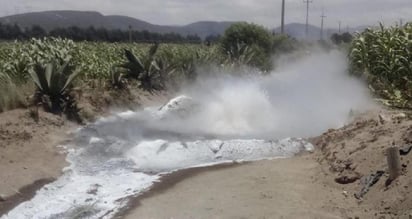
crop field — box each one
[0,39,218,82]
[0,39,237,112]
[349,23,412,108]
[0,23,297,114]
[0,22,411,114]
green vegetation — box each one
[29,61,80,114]
[220,22,295,71]
[120,44,167,91]
[1,21,411,119]
[330,32,353,45]
[349,23,412,109]
[0,22,296,118]
[0,72,26,112]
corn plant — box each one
[349,22,412,108]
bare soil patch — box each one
[0,109,76,216]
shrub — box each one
[220,22,277,71]
[220,22,273,55]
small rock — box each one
[393,113,407,119]
[378,114,390,124]
[0,194,6,202]
[335,174,360,184]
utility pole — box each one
[320,10,326,40]
[303,0,313,38]
[400,18,404,26]
[338,21,341,33]
[128,25,132,43]
[281,0,285,34]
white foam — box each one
[127,138,313,173]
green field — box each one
[0,22,411,116]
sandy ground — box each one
[122,156,347,219]
[0,109,76,214]
[123,109,412,219]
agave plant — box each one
[120,43,170,91]
[28,61,80,114]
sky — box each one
[0,0,411,28]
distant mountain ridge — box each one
[0,10,368,39]
[0,10,236,39]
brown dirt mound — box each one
[312,109,412,218]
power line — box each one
[303,0,313,38]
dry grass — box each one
[0,79,33,112]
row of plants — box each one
[0,22,297,119]
[349,23,412,109]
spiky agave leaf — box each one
[122,49,145,78]
[28,61,80,113]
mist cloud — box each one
[149,49,376,140]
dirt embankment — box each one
[312,109,412,218]
[123,109,412,219]
[0,109,75,214]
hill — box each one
[0,10,369,40]
[0,11,236,39]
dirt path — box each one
[122,155,348,219]
[123,109,412,219]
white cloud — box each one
[0,0,411,28]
